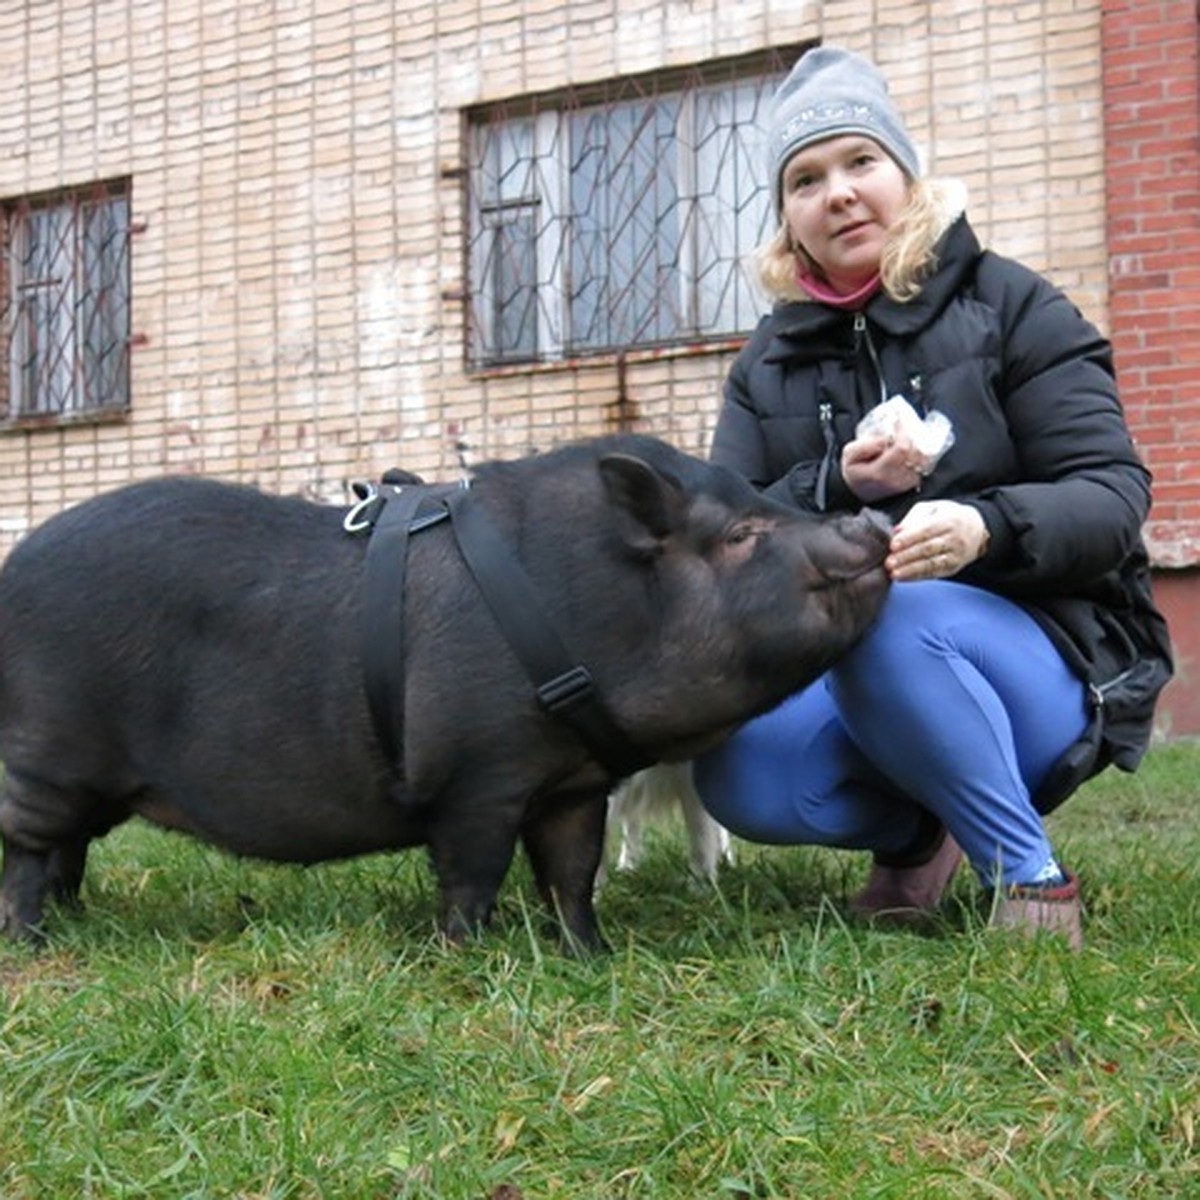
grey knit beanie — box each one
[768,45,920,215]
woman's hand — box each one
[842,432,928,502]
[886,500,990,581]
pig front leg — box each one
[521,792,610,955]
[425,811,522,944]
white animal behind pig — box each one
[606,762,732,884]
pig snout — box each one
[859,507,894,541]
[813,508,893,582]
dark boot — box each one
[850,828,963,926]
[989,870,1083,951]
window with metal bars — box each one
[1,179,132,425]
[466,46,808,368]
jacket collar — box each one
[763,216,982,363]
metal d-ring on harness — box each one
[344,478,653,783]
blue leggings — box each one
[693,581,1091,887]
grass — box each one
[1,741,1197,1199]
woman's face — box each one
[780,135,911,293]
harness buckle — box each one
[536,666,596,715]
[344,483,381,534]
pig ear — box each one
[597,453,687,553]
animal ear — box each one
[597,453,687,553]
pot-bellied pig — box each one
[0,434,891,950]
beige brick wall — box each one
[0,0,1108,553]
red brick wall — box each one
[1102,0,1200,735]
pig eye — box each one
[727,524,759,545]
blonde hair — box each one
[755,177,968,304]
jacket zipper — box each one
[816,400,835,510]
[909,373,926,415]
[818,315,893,511]
[854,313,889,407]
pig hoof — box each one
[437,909,489,946]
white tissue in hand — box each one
[857,395,954,470]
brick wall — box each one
[1101,0,1200,737]
[1102,0,1200,565]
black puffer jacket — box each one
[713,216,1172,803]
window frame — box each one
[464,44,812,370]
[0,178,134,430]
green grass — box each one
[1,742,1197,1198]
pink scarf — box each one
[796,264,882,310]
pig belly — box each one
[128,788,428,863]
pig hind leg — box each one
[1,844,63,939]
[0,769,123,940]
[522,793,609,954]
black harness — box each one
[344,477,654,784]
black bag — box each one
[1034,655,1173,814]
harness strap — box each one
[443,488,653,779]
[361,485,431,771]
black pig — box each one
[0,434,890,949]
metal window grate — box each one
[466,47,808,368]
[1,179,132,422]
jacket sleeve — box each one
[967,261,1152,594]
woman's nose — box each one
[826,171,855,206]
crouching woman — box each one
[694,45,1173,948]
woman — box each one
[694,44,1173,948]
